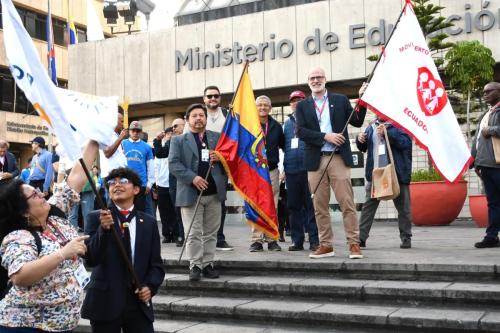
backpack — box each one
[0,230,42,300]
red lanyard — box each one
[314,96,328,121]
[262,122,269,137]
[42,221,70,246]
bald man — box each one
[472,82,500,248]
[295,67,367,260]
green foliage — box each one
[411,168,443,182]
[444,41,495,95]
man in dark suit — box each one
[169,103,228,281]
[0,140,19,180]
[295,67,367,260]
[82,167,165,333]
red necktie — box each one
[120,210,129,217]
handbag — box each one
[371,126,400,200]
[493,136,500,163]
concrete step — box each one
[75,317,399,333]
[152,294,500,332]
[162,259,500,282]
[161,274,500,308]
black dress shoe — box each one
[288,244,304,251]
[249,242,264,252]
[359,240,366,248]
[189,266,201,281]
[309,243,319,251]
[279,234,285,242]
[267,241,282,251]
[475,237,500,248]
[202,264,219,279]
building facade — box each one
[68,0,500,219]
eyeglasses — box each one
[290,98,304,104]
[483,89,498,94]
[205,94,220,99]
[26,188,43,200]
[107,178,130,187]
[308,76,325,81]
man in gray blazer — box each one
[169,103,228,281]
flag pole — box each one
[78,158,149,306]
[177,163,213,263]
[228,61,250,113]
[310,1,409,198]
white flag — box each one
[2,0,81,160]
[360,2,472,182]
[55,88,117,147]
[86,0,105,41]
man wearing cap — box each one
[122,121,155,215]
[0,140,19,181]
[153,127,177,243]
[283,91,319,252]
[169,104,228,281]
[203,85,233,251]
[28,136,53,197]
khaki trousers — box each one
[251,168,280,243]
[181,194,221,269]
[308,155,359,247]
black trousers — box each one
[169,187,184,240]
[157,186,176,239]
[90,292,153,333]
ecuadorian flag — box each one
[215,64,279,239]
[69,5,78,45]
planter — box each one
[469,194,488,228]
[410,180,467,226]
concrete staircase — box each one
[77,260,500,332]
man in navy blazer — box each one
[295,67,367,260]
[82,167,165,333]
[0,140,19,180]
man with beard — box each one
[295,67,367,260]
[203,85,233,251]
[472,82,500,248]
[169,104,228,281]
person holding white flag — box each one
[359,0,472,183]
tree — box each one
[444,41,495,142]
[367,0,454,68]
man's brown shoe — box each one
[349,243,364,259]
[309,245,335,259]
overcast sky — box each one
[139,0,184,31]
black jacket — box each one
[1,152,19,178]
[356,123,413,185]
[263,116,284,171]
[82,209,165,322]
[295,92,366,171]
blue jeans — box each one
[0,326,71,333]
[80,191,96,229]
[480,167,500,239]
[68,203,79,229]
[285,172,318,246]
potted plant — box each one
[410,169,467,226]
[469,193,487,228]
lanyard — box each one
[42,220,70,246]
[198,133,207,148]
[314,96,328,121]
[263,122,269,137]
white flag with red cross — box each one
[360,0,472,183]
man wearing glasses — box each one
[203,85,233,251]
[83,167,165,332]
[295,67,367,260]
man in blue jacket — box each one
[356,116,413,249]
[283,91,319,252]
[0,140,19,181]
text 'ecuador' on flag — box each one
[214,65,279,240]
[359,0,472,183]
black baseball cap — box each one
[30,136,45,147]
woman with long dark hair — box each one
[0,141,99,333]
